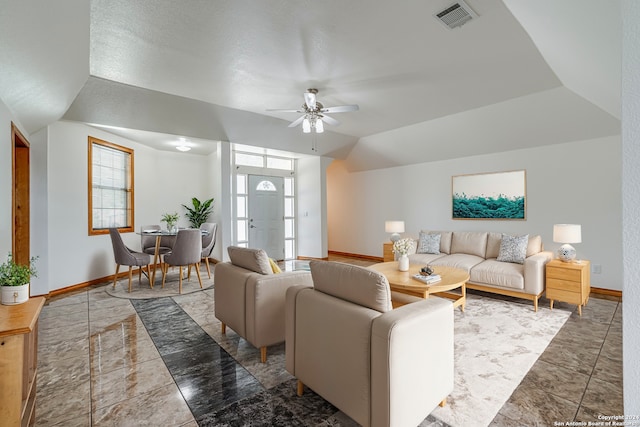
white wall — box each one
[29,127,49,296]
[328,136,622,291]
[297,156,330,258]
[622,0,640,414]
[206,148,223,262]
[0,98,18,259]
[45,121,219,291]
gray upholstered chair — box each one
[214,246,313,362]
[161,229,203,294]
[286,261,454,427]
[200,222,217,278]
[109,228,152,293]
[140,225,173,259]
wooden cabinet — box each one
[546,259,590,316]
[383,242,395,262]
[0,296,45,427]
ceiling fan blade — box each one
[288,115,306,128]
[304,92,316,110]
[321,104,359,113]
[266,108,305,113]
[320,114,340,126]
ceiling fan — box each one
[267,88,359,133]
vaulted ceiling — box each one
[0,0,621,171]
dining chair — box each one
[109,228,152,292]
[140,225,173,259]
[200,222,217,278]
[161,229,203,294]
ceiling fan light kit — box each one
[267,88,358,135]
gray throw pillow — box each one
[417,232,441,254]
[497,234,529,264]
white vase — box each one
[398,255,409,272]
[1,283,29,305]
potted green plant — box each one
[161,212,179,232]
[182,197,214,229]
[0,253,38,305]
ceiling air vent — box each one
[435,0,478,29]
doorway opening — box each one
[11,122,30,269]
[232,150,296,260]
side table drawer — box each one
[546,277,579,292]
[547,266,581,282]
[546,287,583,305]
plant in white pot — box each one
[0,253,38,305]
[161,212,179,233]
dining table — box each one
[138,228,209,286]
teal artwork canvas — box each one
[452,170,526,220]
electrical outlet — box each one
[592,264,602,274]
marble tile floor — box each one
[35,256,622,426]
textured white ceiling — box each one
[88,0,561,138]
[0,0,89,133]
[0,0,622,170]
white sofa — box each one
[408,231,553,310]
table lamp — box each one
[553,224,581,262]
[385,221,405,242]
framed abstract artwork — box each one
[452,170,526,220]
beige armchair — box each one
[214,246,313,363]
[286,261,454,427]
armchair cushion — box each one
[227,246,272,275]
[310,261,393,313]
[269,258,282,273]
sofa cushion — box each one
[526,235,543,257]
[486,232,502,259]
[416,232,441,254]
[470,259,525,290]
[310,261,392,313]
[420,230,452,254]
[430,253,485,272]
[486,233,542,259]
[408,253,446,265]
[497,234,529,264]
[227,246,273,275]
[450,232,488,258]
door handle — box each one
[250,225,256,228]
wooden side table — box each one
[0,296,45,427]
[383,242,395,262]
[546,259,591,316]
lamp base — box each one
[390,233,401,243]
[557,244,576,262]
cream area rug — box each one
[430,293,571,426]
[107,265,214,299]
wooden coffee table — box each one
[369,262,469,311]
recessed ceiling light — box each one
[176,145,191,152]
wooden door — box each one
[11,123,30,269]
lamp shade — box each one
[302,118,311,133]
[385,221,405,233]
[553,224,582,244]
